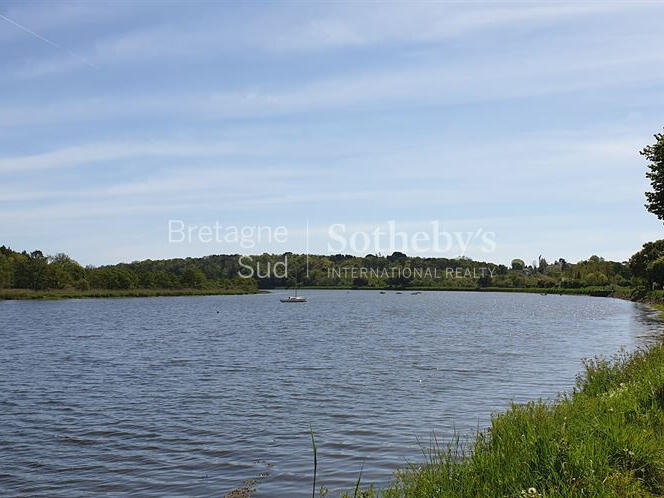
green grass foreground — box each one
[347,342,664,497]
[0,287,261,300]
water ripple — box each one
[0,291,661,496]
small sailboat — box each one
[281,295,307,302]
[280,286,307,303]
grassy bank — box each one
[348,341,664,497]
[0,287,261,300]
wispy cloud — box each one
[265,2,636,52]
[0,12,96,69]
[0,165,319,202]
[0,141,236,172]
[3,43,664,128]
[3,1,664,264]
[6,1,646,76]
[0,132,647,219]
[0,131,647,176]
[0,1,146,43]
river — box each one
[1,291,661,496]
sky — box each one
[1,1,664,266]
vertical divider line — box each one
[305,219,310,278]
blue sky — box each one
[1,1,664,266]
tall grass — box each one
[311,426,318,498]
[344,343,664,497]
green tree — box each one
[153,271,178,288]
[647,256,664,287]
[629,240,664,282]
[113,268,138,289]
[511,259,525,271]
[352,276,369,288]
[584,272,609,287]
[49,253,84,281]
[87,267,138,290]
[138,271,156,288]
[643,129,664,222]
[0,253,12,288]
[538,256,548,272]
[74,278,89,291]
[477,274,492,287]
[386,275,411,289]
[44,264,72,289]
[181,267,207,288]
[14,251,48,290]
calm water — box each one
[1,291,662,496]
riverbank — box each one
[1,285,623,300]
[349,323,664,496]
[294,285,623,297]
[0,288,261,300]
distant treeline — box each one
[0,246,256,292]
[5,243,664,292]
[284,252,631,289]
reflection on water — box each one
[0,291,661,496]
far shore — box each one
[0,285,633,301]
[295,285,622,297]
[0,288,263,300]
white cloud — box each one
[3,2,663,265]
[0,1,147,43]
[266,2,636,52]
[0,141,238,172]
[7,1,657,77]
[3,42,664,129]
[0,166,317,202]
[0,130,647,180]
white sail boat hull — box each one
[280,296,307,302]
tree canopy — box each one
[0,245,635,292]
[643,129,664,222]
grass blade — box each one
[310,425,317,498]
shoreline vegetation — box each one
[299,285,620,296]
[342,335,664,497]
[0,287,260,300]
[0,285,636,301]
[2,243,660,302]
